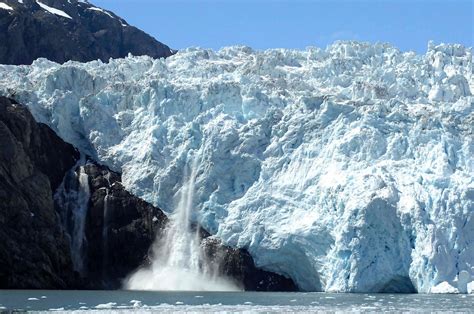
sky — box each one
[92,0,473,54]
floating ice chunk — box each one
[467,282,474,294]
[130,300,142,307]
[430,282,459,294]
[95,302,117,309]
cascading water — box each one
[55,159,91,275]
[102,189,110,280]
[101,171,112,281]
[125,153,239,291]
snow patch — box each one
[36,1,72,19]
[87,6,114,19]
[95,302,117,309]
[0,2,13,10]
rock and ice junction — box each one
[0,41,473,293]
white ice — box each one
[0,41,472,293]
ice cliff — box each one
[0,41,472,293]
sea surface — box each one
[0,290,473,313]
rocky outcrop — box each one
[0,96,79,288]
[81,162,297,291]
[202,237,298,291]
[0,0,173,65]
[81,162,167,289]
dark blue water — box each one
[0,290,473,312]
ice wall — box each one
[0,41,472,292]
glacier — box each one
[0,41,472,292]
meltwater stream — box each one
[125,155,239,291]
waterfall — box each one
[101,171,112,281]
[125,153,239,291]
[55,158,90,275]
[102,189,110,281]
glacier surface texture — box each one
[0,41,473,293]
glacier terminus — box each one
[0,41,472,293]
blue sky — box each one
[92,0,473,54]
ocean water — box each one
[0,290,473,313]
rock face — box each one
[0,0,173,65]
[81,162,296,291]
[0,96,79,288]
[82,162,168,289]
[201,237,297,291]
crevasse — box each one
[0,41,472,293]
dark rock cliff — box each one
[81,162,167,289]
[0,98,297,291]
[0,0,174,65]
[0,96,79,288]
[202,237,298,291]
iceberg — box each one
[0,41,472,292]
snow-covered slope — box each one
[0,41,472,293]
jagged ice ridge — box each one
[0,41,473,293]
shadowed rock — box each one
[0,96,79,288]
[201,236,298,291]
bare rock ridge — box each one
[0,0,174,65]
[0,97,297,291]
